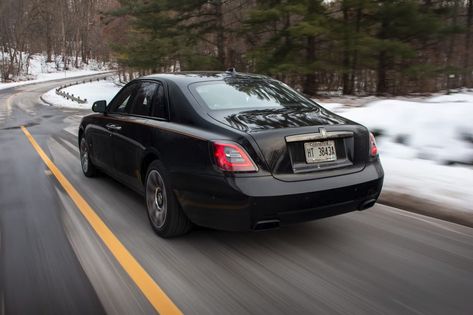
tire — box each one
[80,137,97,177]
[145,160,192,238]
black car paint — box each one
[79,72,384,231]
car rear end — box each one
[177,74,384,230]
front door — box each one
[112,81,163,191]
[93,82,139,172]
[87,115,114,171]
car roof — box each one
[141,71,270,86]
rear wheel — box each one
[145,160,192,238]
[80,137,97,177]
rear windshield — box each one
[189,79,318,111]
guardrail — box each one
[55,77,109,104]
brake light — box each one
[369,132,378,157]
[212,141,258,172]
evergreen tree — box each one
[111,0,235,72]
[105,0,469,95]
[244,0,330,95]
[373,1,449,94]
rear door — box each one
[111,81,163,191]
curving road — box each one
[1,77,473,315]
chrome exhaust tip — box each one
[358,199,377,210]
[254,219,280,231]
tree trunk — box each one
[303,36,317,96]
[463,0,473,87]
[46,20,53,63]
[446,0,459,92]
[377,50,387,95]
[215,0,226,68]
[376,18,388,95]
[349,2,362,94]
[342,1,351,95]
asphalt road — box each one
[1,77,473,315]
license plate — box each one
[304,140,337,163]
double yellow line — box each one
[21,126,182,315]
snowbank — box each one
[318,93,473,215]
[0,53,112,90]
[323,96,473,165]
[382,157,473,212]
[42,80,121,109]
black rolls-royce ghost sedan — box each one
[78,71,384,237]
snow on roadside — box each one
[318,93,473,213]
[0,53,112,90]
[42,80,121,109]
[381,157,473,212]
[0,70,109,91]
[324,98,473,164]
[321,93,473,164]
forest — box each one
[1,0,473,96]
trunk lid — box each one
[209,107,370,181]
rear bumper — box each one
[173,161,384,231]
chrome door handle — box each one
[106,123,122,131]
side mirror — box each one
[92,100,107,113]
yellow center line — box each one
[21,126,182,315]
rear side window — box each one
[130,82,158,116]
[152,84,168,119]
[109,83,139,113]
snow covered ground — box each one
[318,94,473,214]
[42,79,121,109]
[380,157,473,214]
[0,53,112,90]
[321,94,473,165]
[0,70,109,91]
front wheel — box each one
[145,160,192,238]
[80,137,97,177]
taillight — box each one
[369,132,378,157]
[212,141,258,172]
